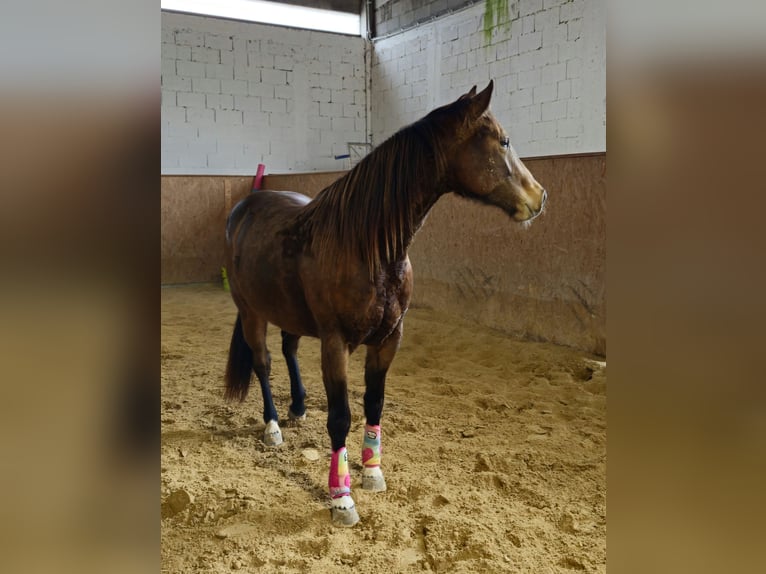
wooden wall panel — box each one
[161,172,345,284]
[409,154,606,354]
[160,156,605,354]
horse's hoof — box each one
[362,467,387,492]
[263,420,283,446]
[330,496,359,527]
[288,408,306,422]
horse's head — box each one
[439,80,547,222]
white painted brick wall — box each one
[163,3,604,174]
[371,0,605,156]
[162,12,366,174]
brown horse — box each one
[224,80,546,526]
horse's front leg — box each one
[320,335,358,526]
[362,320,402,492]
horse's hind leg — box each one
[362,320,403,492]
[320,334,358,526]
[281,331,306,420]
[242,316,282,446]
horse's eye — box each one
[500,136,510,149]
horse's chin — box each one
[511,202,542,223]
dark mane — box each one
[297,105,460,278]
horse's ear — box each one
[458,85,478,101]
[469,79,493,119]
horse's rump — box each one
[226,190,318,337]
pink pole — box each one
[252,163,265,191]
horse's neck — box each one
[399,182,442,251]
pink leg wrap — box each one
[362,424,381,468]
[328,447,351,499]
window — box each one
[161,0,360,35]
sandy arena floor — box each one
[161,284,606,573]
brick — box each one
[176,60,205,78]
[342,76,364,92]
[206,64,233,80]
[536,8,560,32]
[541,100,567,121]
[175,30,204,47]
[161,28,175,44]
[161,106,186,124]
[216,110,243,126]
[568,18,582,40]
[571,77,583,98]
[331,89,354,105]
[220,79,248,95]
[235,66,261,82]
[331,61,353,78]
[161,43,177,59]
[176,46,191,61]
[192,77,220,94]
[177,92,205,108]
[243,111,269,127]
[344,103,365,118]
[557,79,571,99]
[167,123,197,139]
[274,56,294,71]
[512,52,536,72]
[161,58,176,77]
[185,107,214,125]
[261,98,287,114]
[161,90,176,107]
[510,88,533,108]
[206,93,234,110]
[520,0,543,16]
[533,83,557,103]
[234,95,261,111]
[519,31,542,53]
[319,101,342,117]
[518,69,541,89]
[544,22,568,46]
[566,57,582,79]
[311,88,331,103]
[332,117,355,132]
[248,52,274,69]
[261,69,287,85]
[192,47,220,64]
[307,59,331,77]
[162,75,191,92]
[275,85,293,100]
[532,120,556,141]
[248,82,274,98]
[220,50,234,66]
[522,16,535,35]
[541,62,566,84]
[567,99,581,119]
[309,115,331,130]
[270,113,294,128]
[206,34,233,51]
[557,118,582,137]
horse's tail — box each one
[224,313,253,402]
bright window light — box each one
[161,0,360,35]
